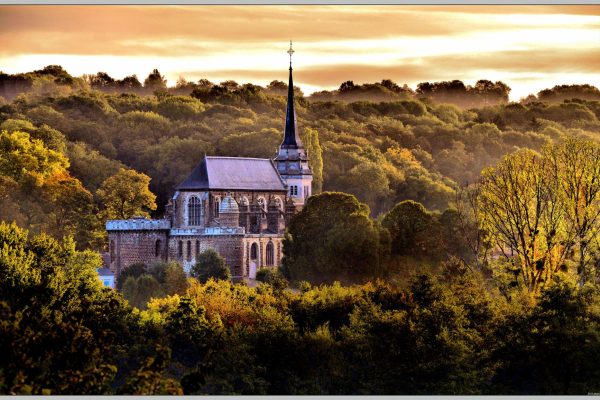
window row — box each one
[249,242,275,266]
[177,240,202,261]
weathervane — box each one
[287,40,294,69]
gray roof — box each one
[177,156,286,191]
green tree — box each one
[281,192,389,284]
[0,221,131,394]
[165,261,189,295]
[116,262,147,291]
[490,277,600,394]
[191,249,231,283]
[381,200,437,257]
[122,274,165,310]
[301,127,324,194]
[97,168,157,220]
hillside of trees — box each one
[1,66,600,394]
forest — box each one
[1,65,600,394]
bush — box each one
[256,268,288,291]
[191,249,231,283]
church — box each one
[106,44,312,280]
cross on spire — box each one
[287,40,294,69]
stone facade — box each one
[106,57,310,280]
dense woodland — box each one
[1,66,600,394]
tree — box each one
[122,274,165,310]
[116,262,147,291]
[43,172,103,249]
[191,249,231,283]
[256,268,288,291]
[117,75,143,92]
[0,221,131,394]
[281,192,389,284]
[301,127,324,194]
[339,81,355,92]
[165,261,189,295]
[544,139,600,285]
[490,277,600,394]
[478,149,569,293]
[97,168,157,220]
[156,95,204,121]
[143,69,167,92]
[382,200,438,257]
[90,72,116,91]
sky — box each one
[0,5,599,100]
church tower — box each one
[274,41,313,207]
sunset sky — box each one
[0,5,599,100]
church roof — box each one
[177,156,286,191]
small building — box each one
[106,43,312,280]
[97,268,115,289]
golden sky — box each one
[1,5,599,100]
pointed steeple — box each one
[281,40,302,149]
[273,41,313,208]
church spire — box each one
[281,40,302,149]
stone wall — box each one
[108,230,169,276]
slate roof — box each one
[177,156,286,191]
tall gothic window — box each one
[250,243,258,260]
[188,196,202,226]
[178,241,183,258]
[266,242,274,266]
[187,240,192,260]
[196,240,200,257]
[155,239,161,257]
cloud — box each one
[1,5,597,57]
[0,5,597,100]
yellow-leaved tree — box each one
[97,168,157,220]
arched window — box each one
[178,241,183,258]
[110,240,115,262]
[155,239,161,257]
[196,240,200,257]
[250,243,258,260]
[187,240,192,260]
[266,242,274,266]
[188,196,202,226]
